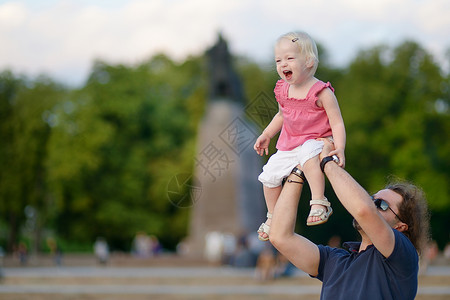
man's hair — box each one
[386,181,430,256]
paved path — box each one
[0,284,322,295]
[4,265,450,277]
[0,265,449,297]
[2,266,258,278]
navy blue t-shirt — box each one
[315,229,418,300]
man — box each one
[269,139,430,300]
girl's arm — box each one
[318,89,346,167]
[254,104,283,156]
[263,104,284,138]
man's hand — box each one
[254,133,271,156]
[318,138,335,161]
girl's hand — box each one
[254,134,271,156]
[329,148,345,168]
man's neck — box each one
[359,232,373,252]
[359,239,373,252]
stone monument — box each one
[184,34,265,261]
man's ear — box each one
[395,222,408,233]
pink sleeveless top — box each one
[275,79,334,151]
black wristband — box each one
[291,167,307,182]
[320,155,338,172]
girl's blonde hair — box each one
[277,31,319,75]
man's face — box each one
[353,189,404,231]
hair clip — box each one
[292,37,299,42]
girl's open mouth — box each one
[283,70,293,80]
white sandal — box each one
[307,198,333,226]
[257,212,273,241]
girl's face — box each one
[275,38,311,85]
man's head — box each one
[353,181,430,255]
[386,181,430,256]
[372,189,409,232]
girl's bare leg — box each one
[259,185,282,240]
[302,156,326,223]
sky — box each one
[0,0,449,87]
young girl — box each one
[254,31,346,241]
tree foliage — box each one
[333,41,449,247]
[0,40,448,252]
[339,42,449,207]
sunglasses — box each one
[372,196,405,224]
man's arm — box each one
[319,140,396,257]
[269,173,321,276]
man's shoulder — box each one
[317,244,352,259]
[389,229,418,262]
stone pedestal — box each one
[185,100,265,260]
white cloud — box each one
[0,1,27,27]
[416,0,450,33]
[0,0,448,86]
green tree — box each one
[45,55,207,250]
[337,41,449,247]
[0,72,64,252]
[1,39,448,253]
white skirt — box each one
[258,139,327,188]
